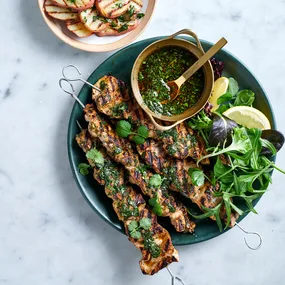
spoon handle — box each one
[179,37,227,84]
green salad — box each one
[187,77,285,230]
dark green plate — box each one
[67,36,276,246]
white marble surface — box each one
[1,0,285,284]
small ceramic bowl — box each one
[38,0,156,52]
[131,29,214,131]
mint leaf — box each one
[228,77,239,95]
[140,218,152,230]
[188,168,205,186]
[128,220,138,232]
[149,174,162,187]
[137,125,149,139]
[132,135,145,145]
[116,120,132,138]
[86,149,104,165]
[78,163,90,175]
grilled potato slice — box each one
[95,18,138,36]
[95,0,131,18]
[66,18,94,37]
[129,0,143,14]
[51,0,95,10]
[79,8,109,32]
[44,0,78,20]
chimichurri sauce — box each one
[138,46,204,116]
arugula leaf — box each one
[214,158,233,184]
[199,127,252,163]
[222,193,233,228]
[78,163,90,175]
[233,172,248,194]
[116,120,132,138]
[140,218,152,230]
[86,148,104,165]
[217,92,233,105]
[234,90,255,107]
[228,77,239,95]
[149,174,162,187]
[240,194,260,214]
[189,203,223,232]
[137,125,149,139]
[188,168,205,186]
[149,195,163,216]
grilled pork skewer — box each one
[92,75,209,161]
[76,130,179,275]
[84,104,196,233]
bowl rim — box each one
[67,36,277,246]
[38,0,157,52]
[131,37,214,122]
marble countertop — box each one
[1,0,285,284]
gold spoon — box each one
[164,37,228,103]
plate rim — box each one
[67,36,276,246]
[38,0,156,52]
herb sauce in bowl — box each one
[138,46,205,116]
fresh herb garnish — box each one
[188,168,205,186]
[78,163,91,175]
[118,24,128,33]
[116,120,132,138]
[149,194,163,216]
[128,218,152,239]
[142,231,161,258]
[149,174,162,188]
[86,148,104,166]
[116,120,149,144]
[100,81,106,91]
[128,5,135,17]
[137,13,145,19]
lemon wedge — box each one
[209,77,229,111]
[223,106,271,130]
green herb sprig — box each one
[128,218,152,239]
[78,163,91,175]
[116,120,149,144]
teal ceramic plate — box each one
[67,36,276,246]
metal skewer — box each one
[167,267,186,285]
[62,64,101,93]
[61,79,188,284]
[59,78,85,108]
[60,76,263,284]
[235,222,262,250]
